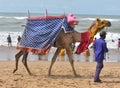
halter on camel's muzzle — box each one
[102,20,111,27]
[106,21,111,27]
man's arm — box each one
[103,42,108,52]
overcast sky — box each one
[0,0,120,15]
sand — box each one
[0,46,120,88]
[0,61,120,88]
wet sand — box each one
[0,46,120,62]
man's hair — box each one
[100,31,107,38]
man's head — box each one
[100,31,107,39]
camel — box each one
[13,18,111,76]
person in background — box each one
[17,35,21,45]
[93,31,108,83]
[83,48,90,62]
[59,49,65,61]
[7,35,12,47]
[92,37,97,61]
[71,43,75,52]
[118,38,120,50]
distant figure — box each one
[118,38,120,50]
[112,39,114,42]
[92,37,97,61]
[93,31,108,83]
[94,37,97,43]
[17,35,21,45]
[7,35,12,47]
[83,48,90,62]
[71,43,75,52]
[59,49,65,61]
[90,37,97,48]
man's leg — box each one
[94,62,103,82]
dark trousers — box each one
[94,62,104,81]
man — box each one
[93,31,108,83]
[17,35,21,45]
[83,48,90,62]
[7,35,12,47]
[118,38,120,50]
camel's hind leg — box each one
[13,50,24,73]
[66,47,77,77]
[48,48,61,76]
[22,51,32,75]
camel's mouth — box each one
[73,21,79,25]
[70,21,79,25]
[102,20,111,27]
[106,21,111,27]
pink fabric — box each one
[67,13,79,28]
[118,40,120,47]
[75,32,92,54]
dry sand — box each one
[0,46,120,88]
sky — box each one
[0,0,120,15]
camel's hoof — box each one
[28,72,33,76]
[13,69,17,73]
[74,75,77,77]
[74,73,78,77]
[48,73,51,77]
[48,74,50,77]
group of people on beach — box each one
[7,35,21,47]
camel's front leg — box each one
[22,51,32,75]
[48,48,61,76]
[13,50,23,73]
[66,47,77,77]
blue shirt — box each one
[94,38,108,62]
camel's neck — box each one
[87,22,106,40]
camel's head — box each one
[96,18,111,31]
[67,13,79,28]
[101,19,111,27]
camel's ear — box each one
[96,18,101,22]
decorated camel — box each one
[13,13,111,76]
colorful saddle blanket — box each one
[17,15,73,54]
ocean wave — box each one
[0,16,27,20]
[0,31,119,49]
[79,17,120,22]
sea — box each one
[0,12,120,49]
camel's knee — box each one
[69,58,74,63]
[22,52,28,65]
[15,54,18,59]
[15,51,23,59]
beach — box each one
[0,61,120,88]
[0,46,120,88]
[0,2,120,88]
